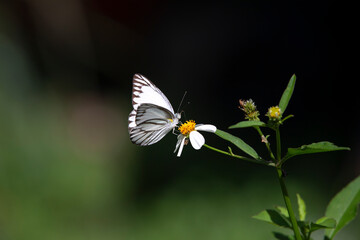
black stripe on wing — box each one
[131,74,174,115]
[129,103,176,146]
[132,74,157,107]
[130,126,173,146]
[135,103,174,126]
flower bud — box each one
[239,99,260,121]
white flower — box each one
[174,120,217,157]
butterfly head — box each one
[175,112,181,120]
[168,113,181,125]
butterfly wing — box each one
[129,104,178,146]
[128,74,180,146]
[128,74,175,130]
[132,74,174,111]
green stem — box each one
[275,127,281,163]
[203,144,269,166]
[254,126,276,161]
[275,127,303,240]
[276,168,303,240]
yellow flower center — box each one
[268,106,282,118]
[178,120,196,135]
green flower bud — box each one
[239,99,260,121]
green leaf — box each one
[325,175,360,239]
[215,129,261,160]
[281,114,295,124]
[297,193,306,221]
[309,216,336,232]
[228,120,266,129]
[273,232,295,240]
[252,209,291,228]
[275,206,289,218]
[282,141,350,163]
[279,74,296,114]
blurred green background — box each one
[1,1,359,239]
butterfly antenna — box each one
[176,91,187,114]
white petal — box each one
[174,134,185,153]
[195,124,217,133]
[176,136,186,157]
[189,131,205,150]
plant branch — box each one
[275,126,281,163]
[275,127,303,240]
[254,126,276,161]
[203,144,271,166]
[276,168,303,240]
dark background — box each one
[0,1,359,239]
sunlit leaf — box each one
[282,141,350,163]
[252,209,291,228]
[309,216,336,232]
[215,129,261,160]
[228,120,266,129]
[279,74,296,114]
[296,193,306,221]
[275,206,289,218]
[325,175,360,239]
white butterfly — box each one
[128,74,181,146]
